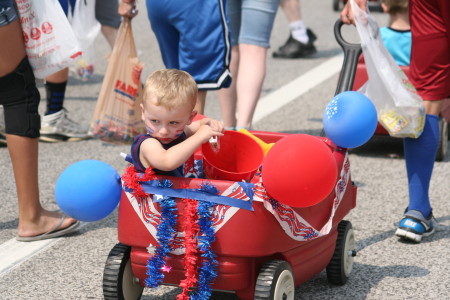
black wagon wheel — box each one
[326,220,356,285]
[435,116,448,161]
[254,260,295,300]
[103,243,144,300]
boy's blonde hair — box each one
[381,0,408,15]
[143,69,198,110]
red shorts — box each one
[409,0,450,101]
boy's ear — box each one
[187,111,197,125]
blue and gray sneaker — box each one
[395,209,436,243]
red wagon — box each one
[103,131,357,300]
[102,20,359,300]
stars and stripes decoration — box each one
[258,153,351,240]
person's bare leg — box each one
[217,46,239,128]
[195,90,207,115]
[423,99,446,116]
[0,19,76,238]
[280,0,301,23]
[7,135,77,237]
[101,25,118,49]
[236,44,267,128]
[45,67,69,84]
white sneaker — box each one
[40,109,91,142]
[0,106,6,145]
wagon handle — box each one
[333,19,362,96]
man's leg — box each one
[273,0,317,59]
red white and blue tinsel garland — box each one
[122,165,219,299]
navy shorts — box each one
[146,0,232,90]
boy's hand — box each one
[208,119,224,134]
[195,124,224,144]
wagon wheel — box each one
[254,260,295,300]
[326,220,356,285]
[103,243,144,300]
[435,116,448,161]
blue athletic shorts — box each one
[58,0,76,16]
[146,0,232,90]
[227,0,280,48]
[0,0,18,27]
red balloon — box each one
[261,134,338,207]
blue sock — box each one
[403,114,439,218]
[45,81,67,115]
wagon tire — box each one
[254,260,295,300]
[103,243,144,300]
[435,116,448,161]
[326,220,356,285]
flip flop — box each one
[16,214,81,242]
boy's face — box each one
[141,97,196,144]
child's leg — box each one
[403,114,440,217]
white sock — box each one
[289,20,309,44]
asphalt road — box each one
[1,1,449,299]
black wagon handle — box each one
[333,19,362,96]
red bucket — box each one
[202,131,264,182]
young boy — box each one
[130,69,224,176]
[379,0,411,66]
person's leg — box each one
[236,44,267,128]
[96,0,121,49]
[194,91,207,115]
[101,25,118,49]
[233,0,278,129]
[396,0,450,242]
[218,46,239,129]
[217,0,241,129]
[0,16,77,239]
[273,0,317,58]
[40,0,90,142]
[45,68,69,115]
[280,0,309,43]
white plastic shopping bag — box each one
[18,0,81,79]
[71,0,101,81]
[350,0,425,138]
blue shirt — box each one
[380,27,411,66]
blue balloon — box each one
[55,160,122,222]
[323,91,378,148]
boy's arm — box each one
[186,118,224,137]
[140,125,223,171]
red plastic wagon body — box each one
[105,131,357,300]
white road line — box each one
[0,238,60,276]
[0,223,86,276]
[0,54,344,277]
[253,53,344,124]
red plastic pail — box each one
[202,131,264,182]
